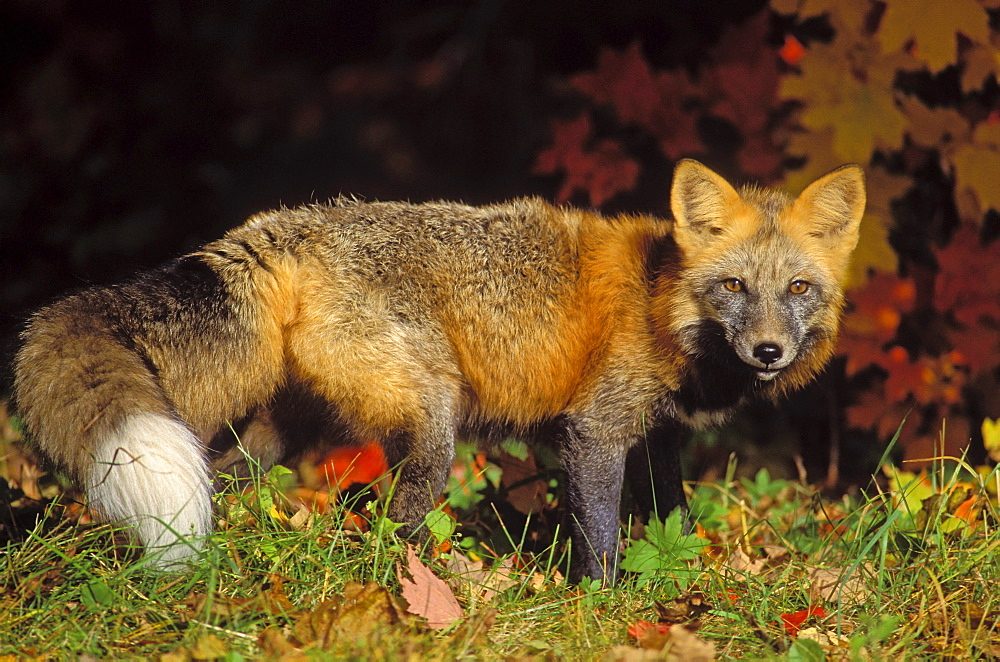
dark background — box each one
[3,0,851,485]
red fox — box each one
[13,160,865,581]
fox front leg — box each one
[560,419,628,584]
[625,422,689,527]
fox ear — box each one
[670,159,742,252]
[790,164,866,254]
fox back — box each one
[13,160,864,581]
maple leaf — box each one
[783,127,848,192]
[316,442,389,491]
[951,123,1000,220]
[291,581,410,651]
[878,0,990,73]
[774,0,874,39]
[845,166,911,287]
[933,224,1000,329]
[841,272,916,372]
[533,114,641,205]
[901,96,971,149]
[397,545,464,630]
[782,38,909,162]
[571,42,704,160]
[572,42,666,132]
[960,42,1000,93]
[780,605,827,636]
[495,447,548,515]
[445,551,517,604]
[704,10,784,180]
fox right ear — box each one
[670,159,742,253]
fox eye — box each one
[722,278,744,292]
[789,280,809,294]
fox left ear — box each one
[790,164,866,255]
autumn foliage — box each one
[535,0,1000,467]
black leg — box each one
[625,422,688,527]
[560,419,628,584]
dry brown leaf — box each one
[797,626,850,648]
[662,625,716,662]
[655,592,714,623]
[447,608,497,649]
[604,646,666,661]
[397,545,464,629]
[190,634,228,660]
[495,450,549,515]
[257,626,308,661]
[293,581,410,650]
[807,564,870,606]
[725,548,767,577]
[183,576,296,621]
[446,551,517,604]
[619,624,716,661]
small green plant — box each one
[620,508,704,590]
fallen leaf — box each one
[628,620,671,650]
[495,450,548,515]
[654,592,714,623]
[807,565,870,605]
[796,626,850,648]
[294,581,410,650]
[780,605,827,636]
[621,623,715,661]
[446,551,517,604]
[397,545,464,629]
[190,633,228,660]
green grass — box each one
[3,436,1000,659]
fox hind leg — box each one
[379,397,459,543]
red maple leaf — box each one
[316,443,389,491]
[533,114,640,205]
[779,605,827,636]
[571,41,704,160]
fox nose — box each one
[753,342,783,367]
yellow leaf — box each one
[883,465,934,519]
[982,418,1000,463]
[784,0,872,37]
[879,0,990,72]
[952,123,1000,220]
[901,97,971,148]
[848,211,897,288]
[783,127,845,192]
[769,0,801,16]
[782,42,908,162]
[802,79,906,162]
[190,634,228,661]
[846,166,911,285]
[961,42,1000,93]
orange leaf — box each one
[780,605,827,636]
[317,443,388,491]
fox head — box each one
[664,159,866,394]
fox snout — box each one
[747,340,790,380]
